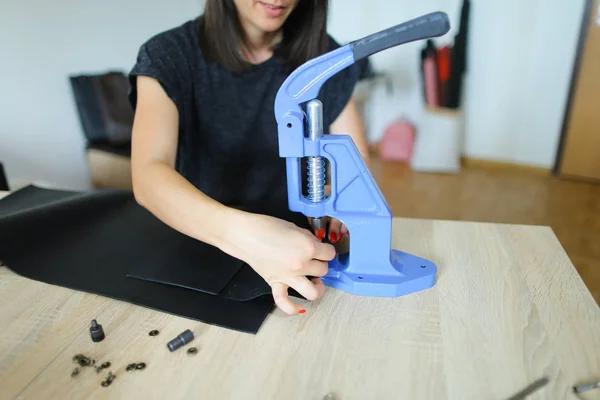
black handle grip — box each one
[350,11,450,61]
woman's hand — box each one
[310,216,349,243]
[308,184,349,244]
[221,211,336,315]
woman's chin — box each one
[260,22,285,33]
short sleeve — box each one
[318,35,360,131]
[128,31,189,115]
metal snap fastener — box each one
[187,347,198,356]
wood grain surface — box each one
[0,211,599,400]
[370,159,600,305]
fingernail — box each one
[329,232,338,243]
[298,309,306,314]
[339,233,344,240]
[317,229,325,240]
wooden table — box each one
[1,190,599,399]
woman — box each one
[128,0,370,315]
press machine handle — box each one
[350,12,450,61]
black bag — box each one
[69,71,134,146]
[0,162,8,191]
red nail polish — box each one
[298,309,306,314]
[317,229,325,240]
[329,232,339,242]
[339,233,344,240]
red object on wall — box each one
[379,120,416,163]
[436,46,451,105]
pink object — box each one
[379,120,416,163]
[423,56,439,106]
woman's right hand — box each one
[221,211,337,315]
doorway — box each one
[555,0,600,181]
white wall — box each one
[0,0,205,190]
[0,0,587,191]
[328,0,586,168]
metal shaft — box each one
[306,100,326,231]
[573,381,600,393]
[307,99,325,203]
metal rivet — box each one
[77,356,92,367]
[101,371,115,387]
[135,362,146,370]
[187,347,198,356]
[149,330,159,337]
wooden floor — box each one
[370,157,600,305]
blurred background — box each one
[0,0,598,302]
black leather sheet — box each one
[0,185,308,333]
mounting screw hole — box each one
[358,276,363,280]
[421,265,427,268]
[287,123,292,128]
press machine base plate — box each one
[324,250,437,297]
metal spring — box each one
[307,156,325,202]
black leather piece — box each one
[0,186,277,333]
[125,202,312,301]
[126,244,246,297]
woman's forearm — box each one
[132,159,243,250]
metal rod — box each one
[306,99,326,232]
[573,381,600,393]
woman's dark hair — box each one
[200,0,329,72]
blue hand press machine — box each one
[274,12,450,297]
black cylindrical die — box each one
[90,319,105,342]
[167,329,194,352]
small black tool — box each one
[90,319,105,342]
[167,329,194,352]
